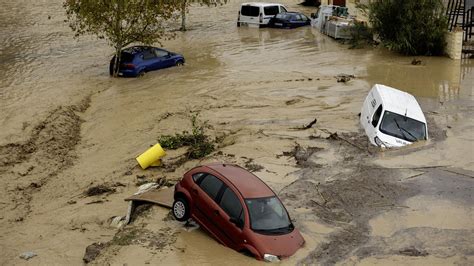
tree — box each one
[64,0,180,76]
[368,0,448,56]
[179,0,227,31]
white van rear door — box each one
[240,5,260,24]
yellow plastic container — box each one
[136,143,166,169]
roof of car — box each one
[277,12,303,17]
[123,46,163,54]
[373,84,426,123]
[204,163,275,198]
[241,2,284,7]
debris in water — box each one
[85,200,106,205]
[279,143,323,167]
[244,158,264,172]
[302,118,318,129]
[411,58,422,65]
[83,242,106,263]
[335,74,355,83]
[136,143,166,170]
[183,219,200,232]
[399,247,429,257]
[110,216,127,229]
[84,184,116,197]
[19,251,37,260]
[286,99,302,105]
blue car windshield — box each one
[245,196,293,234]
[379,111,426,142]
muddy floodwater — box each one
[1,0,473,265]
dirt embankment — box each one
[276,132,416,265]
[0,96,91,222]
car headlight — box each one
[263,254,280,262]
[374,136,386,148]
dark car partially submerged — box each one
[268,12,311,28]
[109,46,185,77]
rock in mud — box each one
[19,251,37,260]
[84,184,116,197]
[335,74,355,83]
[83,242,106,263]
[411,58,422,65]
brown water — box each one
[1,0,472,145]
[1,0,473,265]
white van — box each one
[360,84,428,148]
[237,3,288,27]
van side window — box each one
[219,187,243,222]
[199,175,223,200]
[264,6,280,16]
[241,6,259,17]
[372,105,383,127]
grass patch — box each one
[158,112,215,159]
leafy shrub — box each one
[158,112,215,159]
[349,21,375,48]
[368,0,448,55]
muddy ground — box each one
[1,0,473,265]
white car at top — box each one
[237,2,288,27]
[360,84,428,148]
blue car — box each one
[109,46,185,77]
[268,12,311,29]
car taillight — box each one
[122,63,135,69]
[259,13,263,23]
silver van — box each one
[237,2,287,27]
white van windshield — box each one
[379,111,426,142]
[241,6,259,17]
[264,6,280,16]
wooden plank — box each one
[125,187,174,209]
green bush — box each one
[368,0,448,55]
[158,112,215,159]
[349,21,375,48]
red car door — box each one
[214,185,247,250]
[193,174,233,246]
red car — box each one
[172,163,305,262]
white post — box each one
[445,28,464,59]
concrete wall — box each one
[445,30,464,59]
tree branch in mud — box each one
[63,0,180,77]
[318,128,372,155]
[292,118,317,130]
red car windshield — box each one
[245,196,293,235]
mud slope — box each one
[0,96,90,222]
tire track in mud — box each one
[0,95,91,222]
